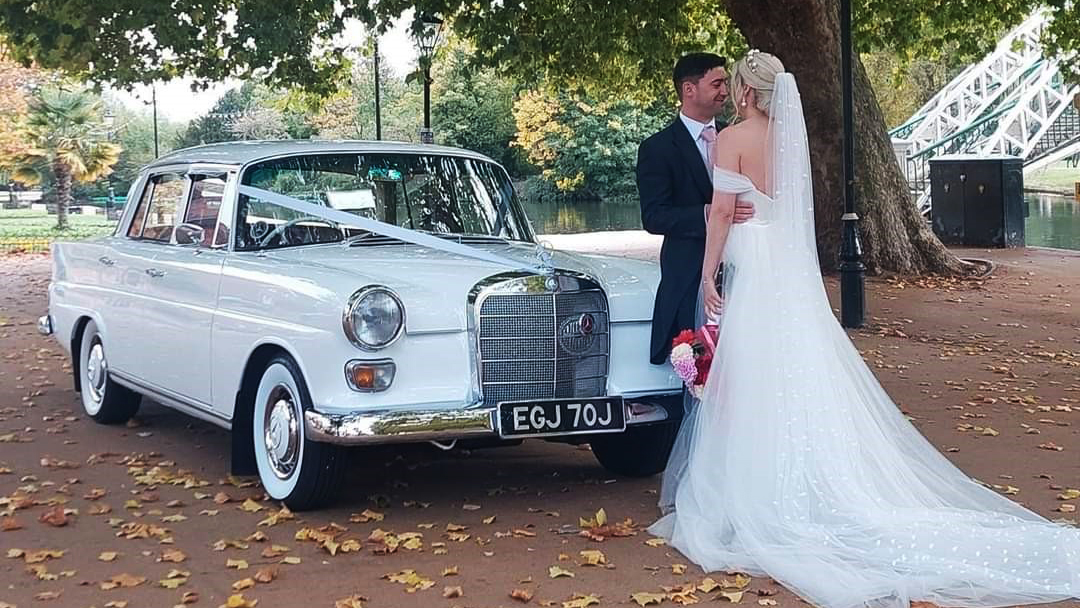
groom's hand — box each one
[732,200,755,224]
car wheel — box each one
[589,421,680,477]
[78,320,140,424]
[252,355,344,511]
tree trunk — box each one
[54,160,71,231]
[722,0,968,275]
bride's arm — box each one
[702,136,739,319]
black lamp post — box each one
[103,108,116,218]
[413,13,444,144]
[839,0,866,328]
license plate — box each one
[497,397,626,438]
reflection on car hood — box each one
[266,241,659,332]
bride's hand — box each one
[703,277,723,320]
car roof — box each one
[147,140,498,170]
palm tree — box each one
[10,86,120,230]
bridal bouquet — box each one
[670,324,718,399]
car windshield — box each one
[234,152,534,251]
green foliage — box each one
[0,207,115,240]
[513,91,669,200]
[174,85,258,148]
[862,49,969,128]
[431,41,529,176]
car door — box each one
[105,170,187,383]
[137,169,230,408]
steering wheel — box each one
[257,217,336,248]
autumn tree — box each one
[4,0,1078,272]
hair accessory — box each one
[746,49,761,74]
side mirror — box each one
[175,223,205,246]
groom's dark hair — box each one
[673,53,727,100]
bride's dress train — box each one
[649,74,1080,608]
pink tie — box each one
[700,124,717,168]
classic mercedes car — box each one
[39,140,683,509]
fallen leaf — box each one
[1,517,23,531]
[38,506,69,527]
[226,558,249,570]
[233,578,256,591]
[1058,504,1076,513]
[34,590,62,600]
[221,593,258,608]
[349,509,384,523]
[253,566,278,583]
[462,503,482,510]
[160,549,186,563]
[549,565,575,579]
[261,545,290,558]
[180,591,199,604]
[562,594,600,608]
[672,564,687,575]
[281,556,301,565]
[579,549,606,566]
[240,499,265,512]
[483,515,497,524]
[699,578,721,593]
[579,508,607,529]
[442,566,459,576]
[334,595,367,608]
[644,538,666,547]
[719,591,744,603]
[100,573,146,590]
[758,600,778,606]
[213,492,233,504]
[443,586,464,598]
[631,591,666,606]
[511,588,535,603]
[159,576,187,589]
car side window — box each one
[130,173,186,243]
[183,174,227,247]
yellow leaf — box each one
[261,545,290,558]
[757,600,778,606]
[349,509,384,523]
[579,550,606,566]
[718,590,744,603]
[595,508,607,526]
[1057,489,1080,500]
[483,515,497,524]
[226,558,249,570]
[98,551,119,562]
[562,594,601,608]
[233,578,256,591]
[698,578,720,593]
[645,538,666,547]
[672,564,687,575]
[159,576,187,589]
[100,573,146,590]
[223,593,258,608]
[105,601,129,608]
[631,591,666,606]
[442,566,459,576]
[548,565,575,579]
[281,556,301,565]
[334,595,367,608]
[240,498,265,512]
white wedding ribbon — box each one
[237,184,541,272]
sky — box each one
[111,14,419,124]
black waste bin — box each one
[929,155,1025,247]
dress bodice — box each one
[712,167,773,225]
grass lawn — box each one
[0,208,117,252]
[1025,160,1080,195]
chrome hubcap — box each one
[86,342,107,404]
[263,386,300,479]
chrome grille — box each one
[477,284,609,406]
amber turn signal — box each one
[345,359,395,392]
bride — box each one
[649,50,1080,608]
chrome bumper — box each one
[37,315,53,336]
[304,393,679,446]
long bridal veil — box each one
[650,73,1080,608]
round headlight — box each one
[343,286,405,350]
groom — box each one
[637,52,755,366]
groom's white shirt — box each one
[679,112,712,169]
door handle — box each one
[98,256,115,266]
[145,268,166,278]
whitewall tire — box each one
[78,320,140,424]
[252,355,344,510]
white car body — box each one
[41,141,683,507]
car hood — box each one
[267,241,659,332]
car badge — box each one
[578,313,595,336]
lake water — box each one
[522,193,1080,251]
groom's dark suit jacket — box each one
[636,118,720,365]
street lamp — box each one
[839,0,866,328]
[103,109,116,218]
[412,13,444,144]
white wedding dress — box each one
[649,73,1080,608]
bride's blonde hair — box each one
[730,50,785,116]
